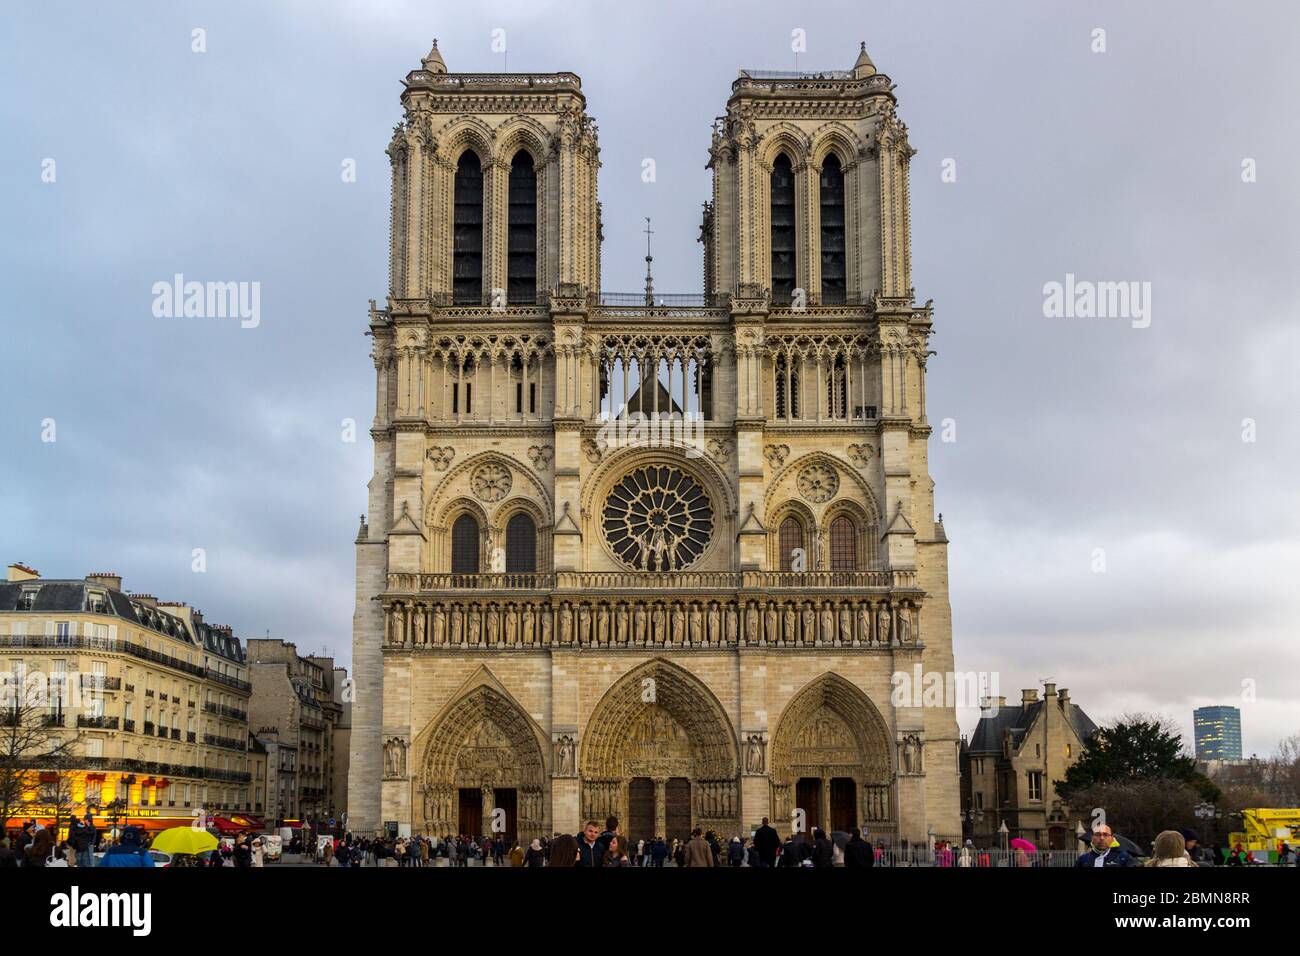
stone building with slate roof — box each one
[960,683,1097,850]
[0,562,257,834]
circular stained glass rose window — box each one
[602,465,714,571]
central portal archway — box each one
[581,658,739,844]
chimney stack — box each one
[1043,682,1057,698]
[1021,688,1039,710]
[1059,688,1070,706]
[9,563,41,582]
[85,571,122,591]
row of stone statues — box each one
[384,598,920,648]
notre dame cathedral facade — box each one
[348,39,961,847]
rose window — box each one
[602,465,713,571]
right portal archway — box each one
[770,673,895,836]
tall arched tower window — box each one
[829,515,857,570]
[505,513,537,573]
[778,516,805,571]
[820,154,846,304]
[453,151,484,305]
[507,151,537,304]
[770,153,796,303]
[451,513,480,573]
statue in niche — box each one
[468,606,481,645]
[671,603,685,644]
[877,604,892,644]
[724,603,737,645]
[616,604,628,644]
[902,734,922,773]
[522,604,534,645]
[450,605,463,645]
[708,603,720,642]
[414,608,426,645]
[690,603,703,645]
[634,604,646,645]
[745,601,759,644]
[764,601,777,645]
[783,603,797,645]
[540,605,552,645]
[578,603,590,644]
[559,603,572,644]
[898,607,913,645]
[486,604,500,644]
[801,603,815,644]
[505,604,518,645]
[744,735,765,774]
[555,735,576,777]
[839,604,853,645]
[433,607,446,644]
[820,602,834,645]
[858,602,871,645]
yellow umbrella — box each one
[150,826,218,856]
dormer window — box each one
[87,589,106,614]
[18,587,39,611]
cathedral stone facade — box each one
[347,40,961,846]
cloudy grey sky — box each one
[2,0,1297,756]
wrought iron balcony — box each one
[77,715,119,730]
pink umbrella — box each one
[1009,838,1038,853]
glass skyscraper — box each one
[1194,706,1243,761]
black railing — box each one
[204,702,248,721]
[123,719,135,733]
[77,715,119,730]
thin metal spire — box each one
[643,216,655,306]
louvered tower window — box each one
[453,151,484,305]
[507,151,537,305]
[770,153,796,303]
[820,154,846,304]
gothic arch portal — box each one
[580,658,739,838]
[414,667,548,837]
[769,673,895,835]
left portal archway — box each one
[417,679,547,839]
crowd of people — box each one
[6,812,1296,869]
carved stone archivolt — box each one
[417,677,547,836]
[770,673,895,827]
[579,658,739,831]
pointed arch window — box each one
[829,515,857,571]
[820,154,846,304]
[770,153,796,303]
[505,513,537,574]
[507,150,537,304]
[451,514,480,574]
[453,151,484,305]
[779,516,805,572]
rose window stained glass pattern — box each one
[602,466,714,571]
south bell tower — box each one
[349,41,959,850]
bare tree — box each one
[0,672,83,830]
